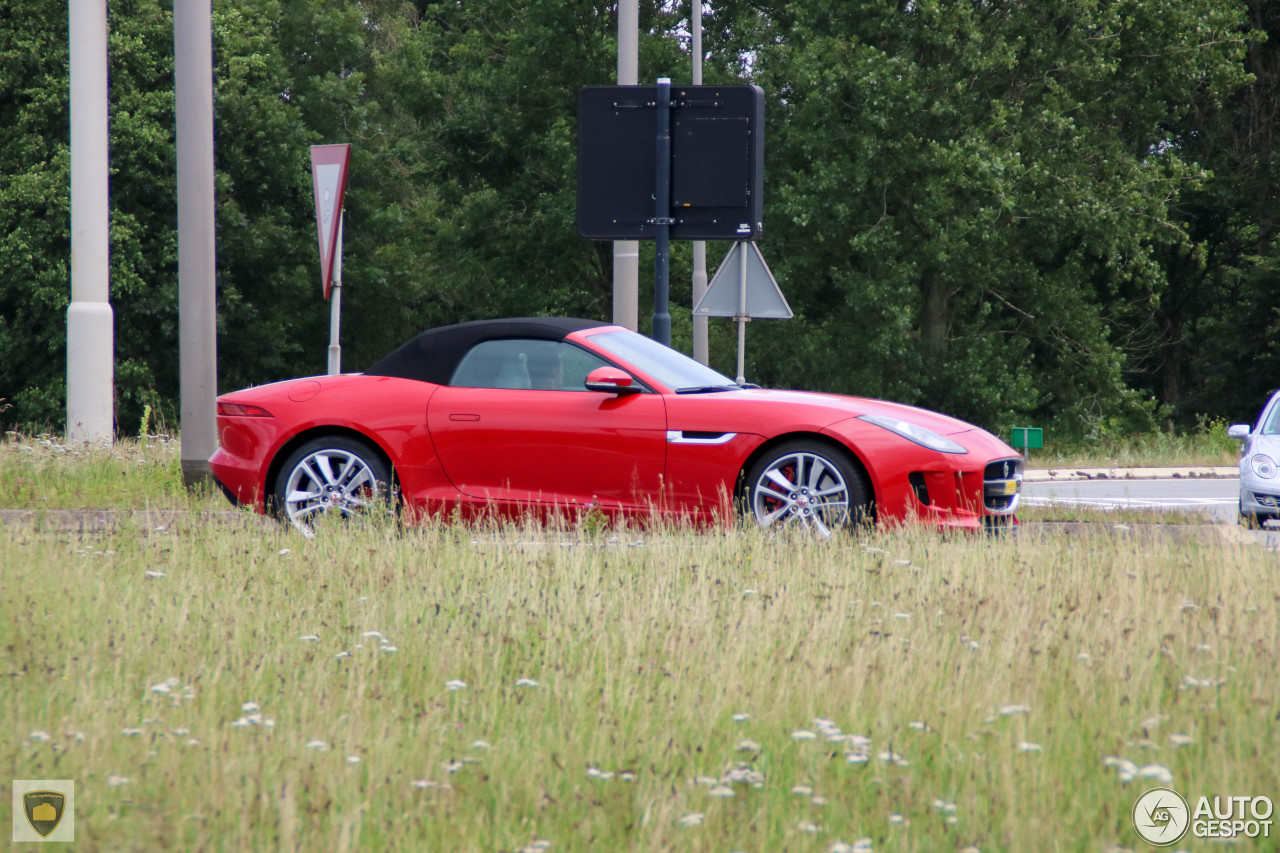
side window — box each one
[449,339,609,391]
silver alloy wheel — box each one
[750,450,851,537]
[282,448,381,536]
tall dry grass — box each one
[2,512,1275,851]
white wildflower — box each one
[1139,763,1174,785]
[1103,756,1138,783]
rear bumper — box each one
[209,447,267,512]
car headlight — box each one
[858,414,968,454]
[1252,454,1277,479]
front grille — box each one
[982,458,1023,513]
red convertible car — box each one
[210,317,1022,536]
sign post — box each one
[327,216,343,375]
[652,78,673,345]
[310,144,351,374]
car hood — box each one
[1243,432,1280,461]
[663,387,1008,450]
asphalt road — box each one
[1021,473,1280,546]
[1022,476,1240,522]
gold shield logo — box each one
[23,791,65,838]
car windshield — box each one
[586,329,737,392]
[1264,395,1280,435]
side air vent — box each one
[908,471,931,506]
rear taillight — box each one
[217,402,274,418]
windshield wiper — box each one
[674,384,739,395]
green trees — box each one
[708,0,1251,434]
[0,0,1271,438]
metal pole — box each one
[735,241,747,384]
[613,0,639,330]
[175,0,218,484]
[67,0,114,444]
[327,217,343,375]
[652,78,672,347]
[690,0,709,364]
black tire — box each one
[272,436,394,536]
[742,440,871,536]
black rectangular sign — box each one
[577,85,764,241]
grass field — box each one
[2,434,1273,850]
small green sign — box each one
[1011,427,1043,450]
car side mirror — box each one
[584,366,640,395]
[1228,424,1251,440]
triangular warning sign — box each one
[694,241,792,319]
[311,144,351,300]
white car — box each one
[1228,391,1280,528]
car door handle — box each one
[449,413,481,422]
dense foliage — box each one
[0,0,1275,438]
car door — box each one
[426,338,668,511]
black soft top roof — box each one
[365,317,606,385]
